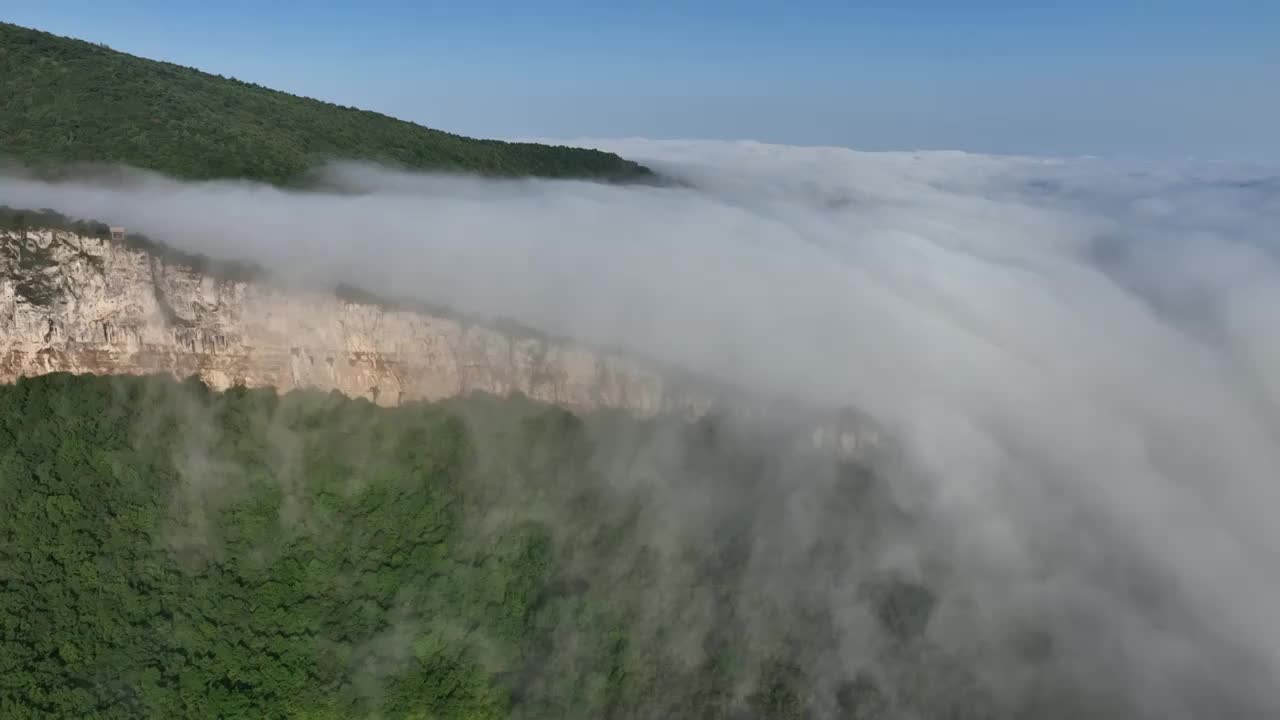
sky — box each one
[4,2,1279,161]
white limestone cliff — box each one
[0,228,714,415]
[0,227,881,458]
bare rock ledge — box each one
[1,228,881,459]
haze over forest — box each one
[2,15,1280,720]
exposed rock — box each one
[0,227,882,459]
[0,228,711,416]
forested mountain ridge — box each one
[0,22,654,184]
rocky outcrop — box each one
[0,228,713,416]
[1,227,886,460]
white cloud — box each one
[3,141,1279,715]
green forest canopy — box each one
[0,22,654,184]
[0,373,1032,720]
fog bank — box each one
[3,141,1279,716]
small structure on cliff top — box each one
[109,226,126,241]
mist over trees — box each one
[0,373,1047,719]
[3,144,1279,717]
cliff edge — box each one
[0,227,712,416]
[1,224,885,459]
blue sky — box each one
[5,1,1278,162]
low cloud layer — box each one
[3,141,1279,716]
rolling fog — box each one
[3,140,1279,716]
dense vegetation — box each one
[0,373,1022,719]
[0,23,654,184]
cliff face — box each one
[1,227,884,459]
[0,228,711,416]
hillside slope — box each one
[0,22,652,183]
[0,372,980,719]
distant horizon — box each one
[4,2,1278,163]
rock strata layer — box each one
[1,228,711,416]
[1,227,883,459]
